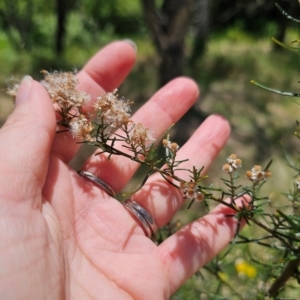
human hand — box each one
[0,40,243,299]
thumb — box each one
[0,76,56,203]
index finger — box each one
[51,40,137,162]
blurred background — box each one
[1,0,300,298]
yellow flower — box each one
[218,271,229,283]
[235,258,257,278]
[245,265,257,278]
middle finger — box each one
[80,77,199,192]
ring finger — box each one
[126,114,231,229]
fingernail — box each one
[16,75,33,106]
[123,39,138,53]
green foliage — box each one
[0,0,54,50]
[80,0,144,36]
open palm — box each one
[0,41,241,300]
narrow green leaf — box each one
[272,37,300,50]
[250,80,300,97]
